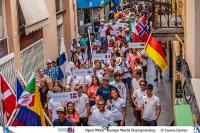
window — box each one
[55,0,62,12]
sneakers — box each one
[154,78,158,82]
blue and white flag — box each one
[16,71,25,103]
[57,38,69,85]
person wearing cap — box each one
[110,72,127,100]
[98,22,107,43]
[44,60,58,82]
[90,34,101,54]
[141,84,161,126]
[96,75,114,102]
[74,45,85,68]
[53,106,73,126]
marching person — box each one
[96,76,114,102]
[44,60,58,82]
[75,86,90,126]
[107,88,126,126]
[132,80,147,126]
[91,100,113,124]
[141,84,161,126]
[53,107,73,126]
[110,72,127,101]
[87,76,100,107]
[66,102,79,126]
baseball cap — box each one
[103,76,109,81]
[46,59,52,64]
[56,106,65,113]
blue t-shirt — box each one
[53,119,73,126]
[96,85,114,101]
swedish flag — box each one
[111,0,120,13]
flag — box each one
[17,77,36,107]
[111,0,120,13]
[129,17,141,42]
[145,34,168,72]
[0,74,16,125]
[16,78,24,102]
[136,15,149,42]
[57,38,69,84]
[12,78,46,126]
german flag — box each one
[145,34,168,72]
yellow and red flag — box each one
[145,34,168,72]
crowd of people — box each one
[36,1,162,126]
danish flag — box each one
[0,74,16,125]
[135,15,149,42]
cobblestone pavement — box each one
[125,59,173,126]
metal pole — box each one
[0,73,5,126]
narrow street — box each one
[126,59,173,126]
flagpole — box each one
[42,110,53,126]
[88,29,93,68]
[16,70,26,86]
[144,31,152,50]
[0,73,5,126]
[6,108,20,126]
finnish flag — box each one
[57,38,68,83]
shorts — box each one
[123,77,132,89]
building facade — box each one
[77,0,111,35]
[0,0,77,84]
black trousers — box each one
[78,117,88,126]
[143,120,157,126]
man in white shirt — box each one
[132,80,147,126]
[109,58,122,74]
[141,84,161,126]
[75,86,90,126]
[110,72,127,100]
[98,22,107,43]
[92,100,113,122]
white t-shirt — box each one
[133,89,146,108]
[92,109,113,121]
[98,26,107,38]
[131,77,143,91]
[48,98,64,122]
[67,76,84,90]
[121,61,131,79]
[108,65,122,74]
[95,69,104,82]
[107,98,126,121]
[142,95,161,121]
[75,93,89,118]
[76,53,85,64]
[110,81,126,100]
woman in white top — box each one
[107,88,126,126]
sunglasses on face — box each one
[140,84,146,86]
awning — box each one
[77,0,111,9]
[19,0,49,35]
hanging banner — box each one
[72,69,94,77]
[128,42,146,49]
[51,91,78,104]
[92,53,111,62]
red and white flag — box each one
[0,74,16,124]
[135,15,149,42]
